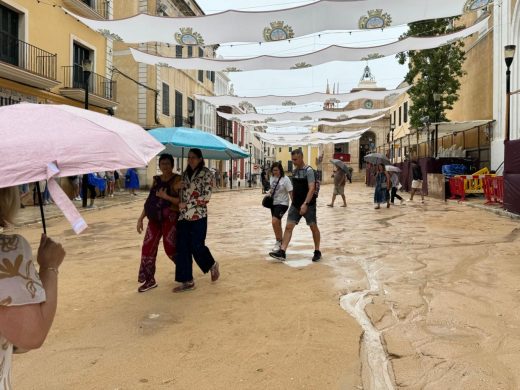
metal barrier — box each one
[449,177,466,201]
[483,175,504,206]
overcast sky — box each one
[195,0,409,105]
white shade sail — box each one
[65,0,488,45]
[129,17,488,72]
[218,107,390,123]
[195,87,409,108]
[263,115,387,128]
[255,128,369,146]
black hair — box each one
[270,162,285,177]
[186,148,205,178]
[159,153,174,167]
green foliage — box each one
[397,18,467,128]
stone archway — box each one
[359,130,377,169]
[511,0,520,140]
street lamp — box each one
[433,93,441,157]
[248,143,252,188]
[505,45,516,141]
[390,123,395,163]
[81,58,93,208]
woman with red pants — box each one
[136,154,182,292]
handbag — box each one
[262,178,280,209]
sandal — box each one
[172,281,195,293]
[210,261,220,282]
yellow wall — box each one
[274,146,319,173]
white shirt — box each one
[270,176,293,206]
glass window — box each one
[162,83,169,116]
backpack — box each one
[305,166,321,198]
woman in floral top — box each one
[174,149,220,292]
[0,186,66,389]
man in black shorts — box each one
[269,149,321,262]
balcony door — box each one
[73,42,92,89]
[175,91,183,127]
[0,4,19,66]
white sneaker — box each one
[272,241,282,251]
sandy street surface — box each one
[7,183,520,389]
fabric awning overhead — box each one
[65,0,489,45]
[129,17,488,72]
[217,107,390,123]
[262,115,386,128]
[255,128,370,146]
[195,87,409,108]
[431,120,494,136]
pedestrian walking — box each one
[268,162,293,252]
[390,172,404,205]
[174,148,220,292]
[125,168,139,195]
[136,154,182,293]
[269,149,321,262]
[409,161,424,203]
[105,171,115,197]
[261,169,269,194]
[374,163,390,209]
[0,186,66,389]
[328,166,347,207]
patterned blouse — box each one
[180,167,212,221]
[0,234,46,390]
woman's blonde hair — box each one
[0,186,20,227]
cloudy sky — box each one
[195,0,409,103]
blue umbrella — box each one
[148,127,249,160]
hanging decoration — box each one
[63,0,487,45]
[129,17,489,72]
[255,128,370,146]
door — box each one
[0,4,19,66]
[73,43,91,89]
[175,91,183,127]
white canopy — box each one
[255,128,369,146]
[195,87,409,108]
[129,17,488,72]
[431,120,494,136]
[263,115,387,128]
[218,107,390,123]
[65,0,488,45]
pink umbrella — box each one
[0,103,164,233]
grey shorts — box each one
[333,185,345,196]
[287,204,317,226]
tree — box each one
[397,18,467,128]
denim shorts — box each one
[271,204,289,220]
[287,204,317,226]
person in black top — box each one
[409,160,424,202]
[269,149,321,262]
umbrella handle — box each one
[36,182,47,235]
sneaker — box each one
[138,280,157,293]
[210,261,220,282]
[269,249,286,261]
[312,250,322,262]
[272,240,282,251]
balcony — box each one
[63,0,108,20]
[0,32,59,90]
[59,65,117,108]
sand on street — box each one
[8,182,520,389]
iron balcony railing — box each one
[62,65,116,101]
[0,32,57,80]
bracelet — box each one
[41,267,59,275]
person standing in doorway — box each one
[328,166,347,207]
[409,161,424,203]
[269,149,321,262]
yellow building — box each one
[0,0,115,111]
[112,0,216,185]
[274,144,319,174]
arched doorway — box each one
[359,130,376,169]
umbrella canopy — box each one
[148,127,249,160]
[364,153,391,165]
[0,103,164,187]
[0,103,164,234]
[330,159,350,173]
[385,165,401,173]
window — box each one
[404,102,408,123]
[198,47,203,57]
[175,45,182,58]
[162,83,170,116]
[175,90,183,127]
[393,111,396,125]
[398,106,402,126]
[187,46,192,57]
[287,160,293,172]
[0,4,19,66]
[210,71,215,83]
[288,147,292,152]
[198,69,203,82]
[279,147,281,152]
[187,97,195,126]
[206,70,211,79]
[72,42,92,89]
